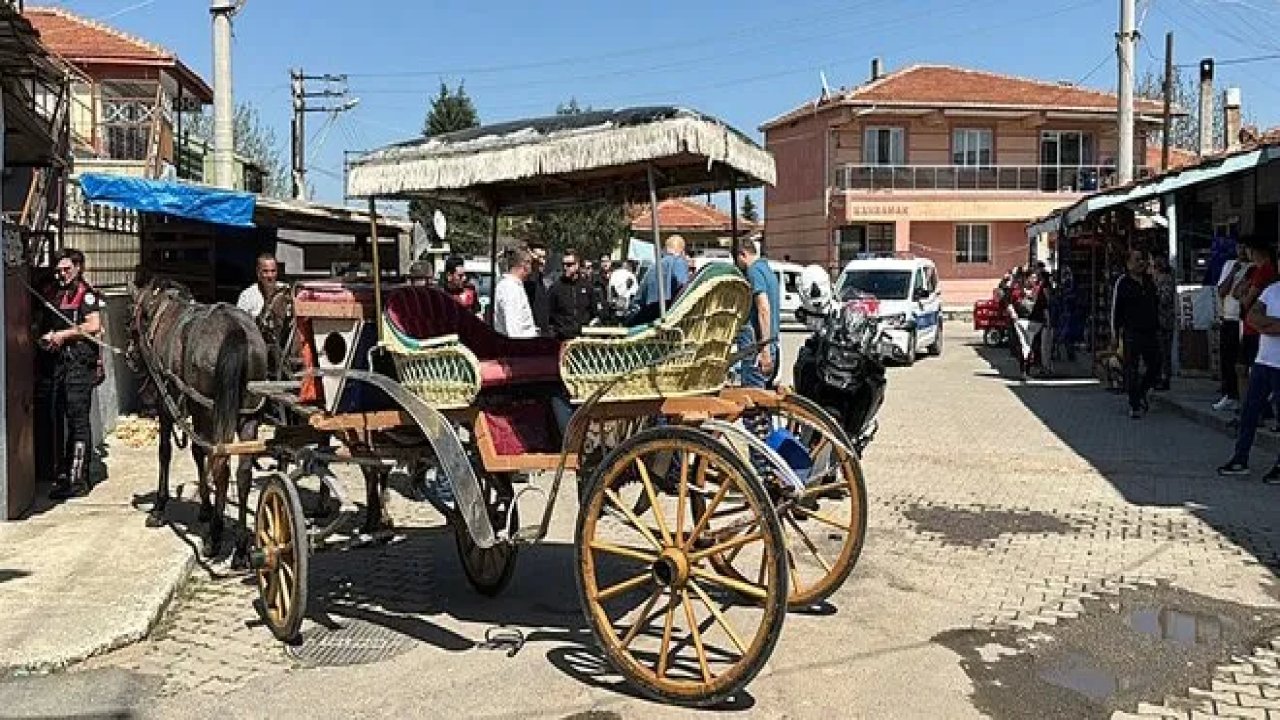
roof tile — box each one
[631,197,760,232]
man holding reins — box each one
[36,248,103,500]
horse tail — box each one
[213,322,248,443]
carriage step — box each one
[248,380,302,395]
[511,525,543,543]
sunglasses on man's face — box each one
[56,264,74,273]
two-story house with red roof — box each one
[761,62,1167,304]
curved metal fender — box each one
[298,368,496,549]
[700,418,806,494]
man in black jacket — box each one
[1111,250,1162,418]
[548,248,594,340]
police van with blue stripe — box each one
[834,254,942,365]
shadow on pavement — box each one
[970,339,1280,583]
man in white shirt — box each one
[494,247,539,338]
[1214,243,1250,411]
[236,253,279,319]
[1218,276,1280,483]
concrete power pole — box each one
[210,0,241,190]
[1116,0,1137,184]
[287,71,355,202]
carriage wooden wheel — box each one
[252,471,309,641]
[575,426,788,707]
[709,395,868,609]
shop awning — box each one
[79,173,257,228]
[1060,145,1280,228]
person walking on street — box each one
[733,236,781,389]
[1153,256,1178,391]
[1111,250,1162,419]
[36,249,103,500]
[1217,270,1280,483]
[494,248,539,339]
[548,248,594,340]
[236,253,280,319]
[1215,243,1251,412]
[1233,237,1277,421]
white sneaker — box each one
[1213,396,1239,412]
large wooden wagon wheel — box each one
[575,426,788,707]
[252,471,309,641]
[708,395,868,609]
[453,472,518,596]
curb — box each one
[1148,392,1280,453]
[0,546,197,677]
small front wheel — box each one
[983,328,1005,347]
[253,471,309,642]
[575,426,788,707]
[453,473,518,597]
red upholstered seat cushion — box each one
[483,402,559,455]
[385,286,562,387]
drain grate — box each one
[286,617,415,668]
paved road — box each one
[10,329,1280,719]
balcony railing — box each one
[834,164,1155,193]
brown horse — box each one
[130,278,270,563]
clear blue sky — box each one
[44,0,1280,208]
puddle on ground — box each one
[935,583,1280,719]
[1039,651,1137,701]
[1127,607,1225,646]
[901,505,1076,547]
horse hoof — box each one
[145,511,164,528]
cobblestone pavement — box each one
[68,330,1280,719]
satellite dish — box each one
[432,210,448,241]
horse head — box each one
[126,276,193,372]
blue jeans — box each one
[738,346,779,389]
[1231,363,1280,465]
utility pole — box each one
[289,69,355,201]
[1161,32,1173,172]
[209,0,242,189]
[1116,0,1137,184]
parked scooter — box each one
[792,266,889,455]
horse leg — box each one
[206,454,230,558]
[230,420,258,570]
[194,445,213,523]
[149,412,174,527]
[360,465,392,536]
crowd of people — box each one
[994,262,1093,381]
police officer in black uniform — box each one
[35,248,102,500]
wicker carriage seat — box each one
[383,286,562,387]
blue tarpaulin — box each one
[79,174,257,228]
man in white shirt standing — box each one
[1214,243,1250,411]
[1218,274,1280,483]
[494,247,539,338]
[236,253,279,319]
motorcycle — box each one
[793,296,890,455]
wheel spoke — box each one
[676,453,690,540]
[691,567,768,601]
[603,488,662,550]
[657,593,676,679]
[688,579,748,655]
[785,512,833,573]
[799,480,846,500]
[682,473,735,552]
[619,587,664,649]
[681,589,713,684]
[590,540,659,565]
[634,458,673,547]
[596,571,652,602]
[792,505,853,532]
[786,547,801,594]
[277,568,293,612]
[689,531,765,563]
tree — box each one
[515,99,630,260]
[740,195,759,223]
[411,82,491,257]
[1137,66,1223,157]
[183,103,288,197]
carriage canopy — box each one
[345,106,776,212]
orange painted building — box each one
[761,63,1167,304]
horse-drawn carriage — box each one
[131,107,868,707]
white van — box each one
[692,256,804,322]
[834,255,942,365]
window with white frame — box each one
[954,224,991,264]
[952,128,993,166]
[863,126,905,165]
